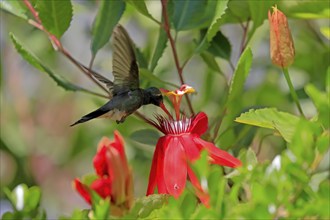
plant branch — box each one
[60,48,110,95]
[161,0,195,115]
[23,0,110,97]
[81,89,109,99]
[239,19,250,55]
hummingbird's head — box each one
[145,87,163,106]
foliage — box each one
[1,0,329,219]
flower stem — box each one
[161,0,195,116]
[282,67,305,118]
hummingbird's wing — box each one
[112,25,139,95]
[90,71,114,90]
[81,63,114,97]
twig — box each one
[239,19,250,55]
[60,48,110,95]
[161,0,195,116]
[23,0,110,96]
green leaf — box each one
[206,0,228,41]
[208,166,226,209]
[247,1,276,42]
[187,0,227,54]
[245,148,258,167]
[316,132,330,154]
[310,171,330,192]
[289,119,320,164]
[200,51,221,73]
[5,184,42,213]
[227,48,253,103]
[135,46,149,69]
[0,0,28,20]
[191,150,209,178]
[140,68,178,89]
[287,1,330,19]
[25,186,41,211]
[180,192,198,219]
[171,0,216,31]
[125,0,157,23]
[305,84,330,128]
[206,30,231,60]
[149,27,168,72]
[216,48,252,148]
[36,0,73,38]
[91,0,125,56]
[59,209,89,220]
[125,194,168,218]
[10,33,90,93]
[219,1,251,24]
[91,196,110,220]
[3,187,15,208]
[193,0,228,54]
[248,1,275,30]
[320,26,330,39]
[82,174,98,186]
[130,129,161,146]
[327,67,330,93]
[235,108,301,143]
[2,212,18,220]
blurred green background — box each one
[0,0,329,218]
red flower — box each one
[73,131,133,210]
[147,85,242,207]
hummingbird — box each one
[70,25,164,126]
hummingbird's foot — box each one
[116,118,126,124]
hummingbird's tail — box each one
[70,107,109,126]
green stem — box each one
[282,67,305,118]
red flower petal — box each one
[156,137,169,194]
[190,112,208,136]
[187,166,210,208]
[106,146,127,204]
[111,130,126,160]
[147,136,168,195]
[164,136,187,198]
[180,134,201,161]
[194,137,242,168]
[93,146,108,177]
[73,179,91,204]
[91,177,112,199]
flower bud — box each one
[73,131,133,215]
[268,6,295,68]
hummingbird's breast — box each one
[101,108,127,121]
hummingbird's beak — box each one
[159,102,173,119]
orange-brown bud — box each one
[268,6,295,68]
